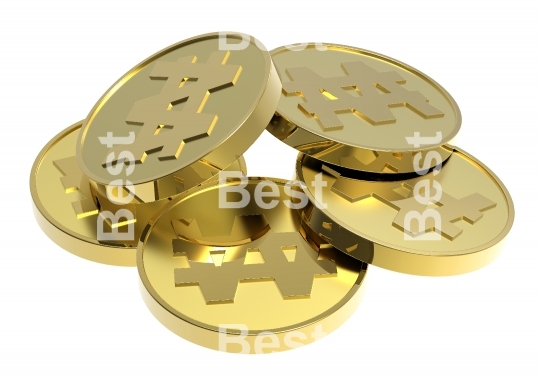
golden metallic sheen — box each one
[77,32,281,190]
[138,178,367,353]
[296,148,514,275]
[268,44,460,174]
[30,121,246,266]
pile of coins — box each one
[30,32,514,353]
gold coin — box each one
[77,32,280,199]
[296,148,514,276]
[138,177,367,353]
[268,43,460,175]
[30,121,246,266]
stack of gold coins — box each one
[30,33,514,353]
[268,43,514,276]
[30,33,277,266]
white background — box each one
[1,0,538,374]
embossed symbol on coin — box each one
[107,50,242,165]
[340,151,419,173]
[330,174,496,240]
[172,216,337,304]
[283,61,444,130]
[54,156,98,219]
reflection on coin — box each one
[268,44,460,174]
[138,177,367,353]
[77,32,281,199]
[30,121,246,266]
[296,149,514,276]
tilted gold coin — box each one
[296,148,514,275]
[77,32,281,198]
[30,121,246,266]
[138,178,367,353]
[267,43,460,175]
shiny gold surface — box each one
[268,44,461,174]
[30,121,246,266]
[78,32,280,187]
[138,178,367,353]
[297,148,514,275]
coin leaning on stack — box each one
[30,32,514,353]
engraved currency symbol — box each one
[106,50,242,165]
[282,61,444,131]
[173,228,337,304]
[54,156,98,218]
